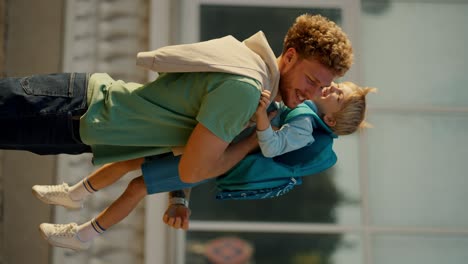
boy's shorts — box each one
[142,153,210,194]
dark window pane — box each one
[190,168,355,224]
[200,5,342,56]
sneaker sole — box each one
[31,188,81,210]
[38,224,87,251]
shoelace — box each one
[45,183,69,197]
[51,224,77,237]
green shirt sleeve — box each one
[197,79,261,142]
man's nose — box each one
[330,85,341,94]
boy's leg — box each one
[94,176,147,228]
[32,158,145,208]
[39,176,148,251]
[85,158,145,190]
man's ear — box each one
[284,48,298,65]
[279,48,298,73]
[323,115,336,127]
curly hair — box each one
[283,14,353,77]
[329,82,377,136]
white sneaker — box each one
[32,183,82,209]
[39,223,91,251]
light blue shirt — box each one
[257,101,318,158]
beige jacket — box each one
[136,31,279,99]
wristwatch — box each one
[170,197,189,207]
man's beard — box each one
[278,78,298,109]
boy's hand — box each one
[255,90,271,116]
[255,90,272,132]
[163,204,191,230]
[268,110,278,121]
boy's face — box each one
[314,82,352,118]
[278,48,335,109]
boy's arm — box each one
[257,116,315,158]
[255,90,273,131]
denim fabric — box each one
[0,73,92,155]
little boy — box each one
[256,81,375,157]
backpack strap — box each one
[216,177,302,200]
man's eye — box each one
[307,77,317,86]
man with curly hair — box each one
[1,14,353,250]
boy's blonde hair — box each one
[329,82,377,135]
[283,14,353,77]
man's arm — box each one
[163,188,192,230]
[179,123,258,183]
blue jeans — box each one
[0,73,92,155]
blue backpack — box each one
[215,101,338,200]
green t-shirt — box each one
[80,72,261,165]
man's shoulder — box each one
[188,72,261,91]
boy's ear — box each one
[323,115,336,127]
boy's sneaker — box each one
[32,183,82,209]
[39,223,91,251]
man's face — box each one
[278,49,335,109]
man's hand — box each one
[163,204,191,230]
